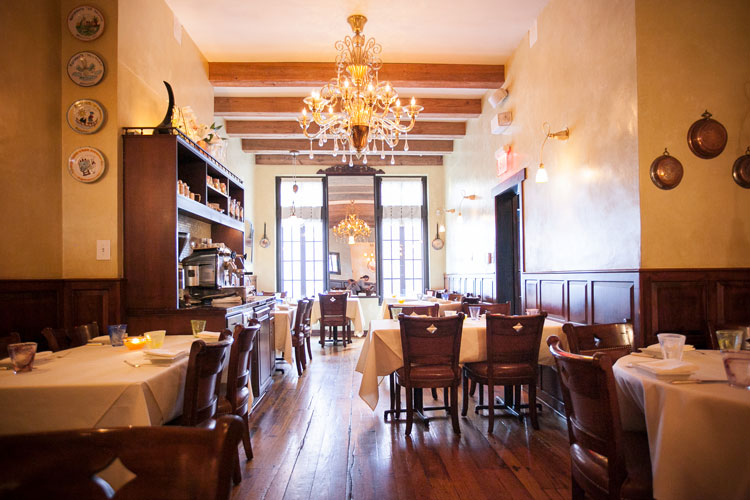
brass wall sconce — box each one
[536,123,570,183]
[444,192,477,218]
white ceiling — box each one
[165,0,549,65]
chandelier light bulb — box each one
[536,163,549,183]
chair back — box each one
[293,299,308,336]
[447,293,463,302]
[563,322,633,362]
[318,293,348,321]
[463,296,481,305]
[0,415,243,500]
[0,332,21,359]
[398,314,464,381]
[182,338,233,427]
[485,313,546,366]
[69,325,91,348]
[226,324,259,416]
[388,303,439,319]
[301,297,313,336]
[547,336,627,491]
[41,328,69,352]
[461,301,510,316]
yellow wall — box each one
[0,1,63,278]
[252,163,446,292]
[445,0,641,274]
[636,0,750,268]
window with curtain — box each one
[379,177,426,297]
[278,178,325,299]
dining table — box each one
[613,350,750,500]
[310,295,365,335]
[273,305,297,364]
[0,335,201,435]
[355,317,566,410]
[377,297,463,319]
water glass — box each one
[391,307,403,319]
[716,329,743,352]
[145,330,166,349]
[721,351,750,389]
[190,319,206,337]
[108,324,128,347]
[468,306,481,320]
[657,333,686,361]
[441,293,449,300]
[8,342,37,373]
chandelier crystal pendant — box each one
[297,15,423,161]
[333,200,371,245]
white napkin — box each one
[35,351,54,360]
[634,359,699,376]
[196,331,221,340]
[144,348,187,359]
[90,335,110,343]
[643,343,695,352]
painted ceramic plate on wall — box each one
[68,6,105,41]
[67,51,105,87]
[67,99,105,134]
[68,147,106,183]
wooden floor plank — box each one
[232,338,571,500]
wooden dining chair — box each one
[181,337,234,428]
[318,293,351,346]
[388,303,439,318]
[41,327,69,352]
[70,323,97,348]
[547,336,653,500]
[0,332,21,359]
[301,296,314,360]
[290,299,310,375]
[395,313,465,435]
[563,322,634,363]
[461,301,511,315]
[0,415,244,500]
[462,313,547,432]
[216,323,260,482]
[447,293,463,302]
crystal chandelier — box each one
[333,201,371,244]
[297,15,423,165]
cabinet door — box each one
[227,312,243,332]
[256,305,272,393]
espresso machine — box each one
[181,242,247,305]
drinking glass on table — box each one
[721,351,750,389]
[657,333,686,361]
[716,329,744,352]
[145,330,166,349]
[108,324,127,347]
[8,342,37,373]
[190,319,206,337]
[468,306,481,320]
[391,307,403,319]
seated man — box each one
[346,278,361,293]
[356,275,374,295]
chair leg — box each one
[529,383,539,430]
[571,475,585,500]
[431,388,439,400]
[306,336,313,359]
[241,413,253,460]
[443,387,449,415]
[319,326,326,346]
[233,452,242,484]
[487,381,494,433]
[300,343,307,369]
[469,380,477,396]
[395,380,401,415]
[478,383,484,407]
[461,368,469,416]
[295,346,303,376]
[405,386,414,435]
[514,385,523,422]
[450,385,460,434]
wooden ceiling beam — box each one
[225,120,466,139]
[215,97,481,119]
[242,139,452,155]
[209,62,504,89]
[254,155,443,166]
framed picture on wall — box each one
[329,252,341,275]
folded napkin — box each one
[144,348,187,359]
[90,335,111,343]
[35,351,54,360]
[643,343,695,352]
[634,359,698,376]
[196,331,221,340]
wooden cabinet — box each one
[251,302,275,399]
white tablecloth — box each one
[355,318,565,410]
[377,298,463,319]
[613,351,750,500]
[310,296,365,334]
[274,306,296,364]
[0,336,197,435]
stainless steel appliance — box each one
[182,246,235,289]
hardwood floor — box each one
[232,338,572,500]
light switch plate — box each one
[96,240,111,260]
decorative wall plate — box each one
[649,148,683,190]
[687,110,727,159]
[66,99,105,134]
[68,147,106,183]
[732,148,750,189]
[68,6,105,41]
[67,51,105,87]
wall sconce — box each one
[536,122,570,183]
[444,192,477,218]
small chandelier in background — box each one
[333,200,371,245]
[297,15,423,166]
[288,151,300,225]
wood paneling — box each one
[209,62,504,89]
[568,281,588,324]
[225,120,467,140]
[525,280,539,309]
[716,280,750,324]
[540,281,565,320]
[592,281,634,325]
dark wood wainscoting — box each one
[444,273,496,302]
[0,279,124,348]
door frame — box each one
[491,169,526,313]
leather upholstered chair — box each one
[388,303,439,318]
[181,337,233,428]
[461,301,511,316]
[547,336,652,500]
[563,322,634,363]
[41,328,69,352]
[318,293,351,346]
[395,313,464,435]
[462,313,547,432]
[0,415,244,500]
[0,332,21,359]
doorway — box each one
[495,186,522,313]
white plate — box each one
[68,147,106,183]
[67,51,105,87]
[66,99,105,134]
[67,5,105,41]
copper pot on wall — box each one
[687,110,727,159]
